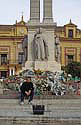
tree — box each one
[65,62,81,79]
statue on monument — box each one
[32,30,49,61]
[55,37,60,63]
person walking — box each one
[20,77,34,105]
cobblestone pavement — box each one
[0,99,81,119]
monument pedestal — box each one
[24,61,61,72]
[0,82,3,94]
[22,61,34,70]
[35,61,61,72]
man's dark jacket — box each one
[20,82,34,95]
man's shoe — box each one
[20,101,24,105]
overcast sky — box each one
[0,0,81,28]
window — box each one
[18,52,24,64]
[1,71,7,78]
[67,55,74,64]
[68,29,73,38]
[1,54,7,65]
[11,69,13,76]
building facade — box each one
[56,20,81,66]
[0,16,27,78]
[1,17,81,78]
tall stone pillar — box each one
[30,0,40,23]
[43,0,53,23]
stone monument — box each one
[0,82,3,94]
[55,37,60,63]
[23,0,61,72]
[32,29,49,61]
[29,0,40,24]
[43,0,53,23]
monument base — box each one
[34,61,61,72]
[0,83,3,94]
[22,61,34,71]
[0,89,3,94]
[23,61,61,72]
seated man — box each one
[20,77,34,105]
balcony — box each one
[0,60,23,66]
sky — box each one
[0,0,81,28]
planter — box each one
[32,105,45,115]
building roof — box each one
[56,26,64,32]
[0,25,14,31]
[64,19,77,27]
[0,15,27,32]
[14,15,27,26]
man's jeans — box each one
[20,91,34,102]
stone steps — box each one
[0,90,80,99]
[0,117,81,125]
[0,99,81,125]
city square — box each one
[0,0,81,125]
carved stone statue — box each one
[55,37,60,63]
[33,31,49,61]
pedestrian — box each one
[20,77,34,105]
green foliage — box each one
[65,62,81,79]
[19,72,22,76]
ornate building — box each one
[0,16,27,78]
[1,13,81,78]
[56,20,81,66]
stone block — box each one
[0,118,13,125]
